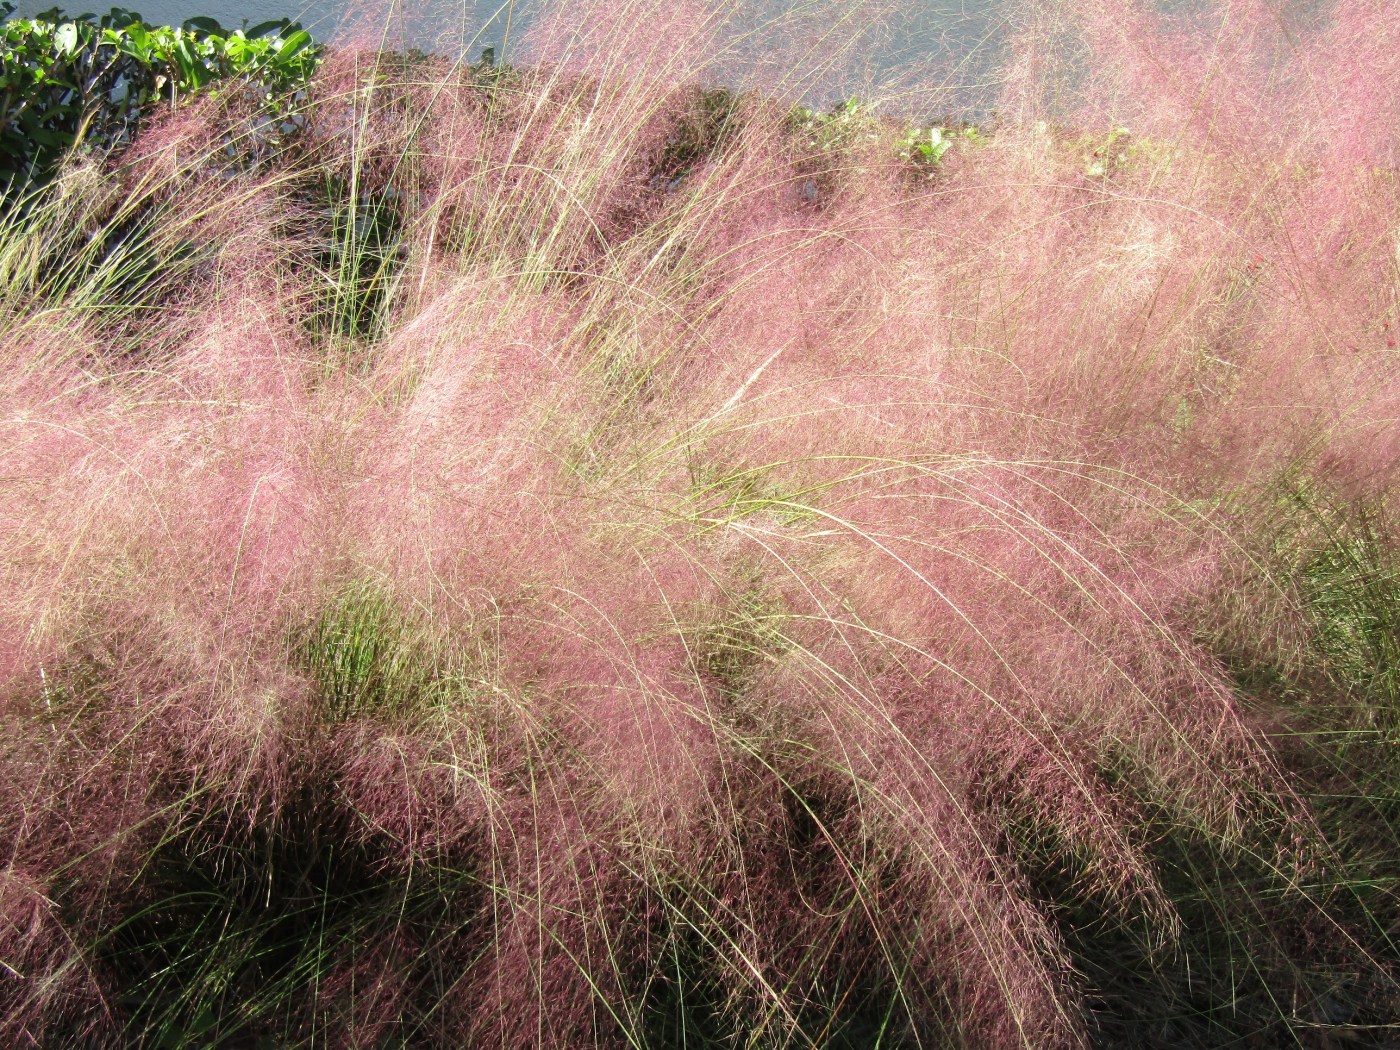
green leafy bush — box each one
[0,4,319,187]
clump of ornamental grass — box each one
[1,0,1399,1046]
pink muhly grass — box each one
[1,0,1399,1045]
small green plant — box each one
[1079,125,1137,179]
[790,99,982,181]
[896,122,979,171]
[897,124,952,166]
[789,96,880,155]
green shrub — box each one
[0,4,319,188]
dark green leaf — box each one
[245,20,288,39]
[181,16,224,35]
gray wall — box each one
[8,0,1013,78]
[6,0,1328,116]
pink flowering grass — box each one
[1,0,1398,1045]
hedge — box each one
[0,4,320,187]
